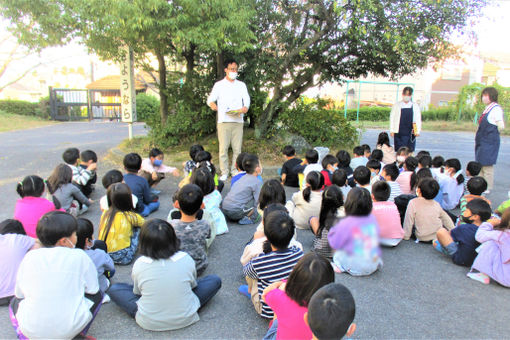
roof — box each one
[86,75,147,90]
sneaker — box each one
[467,271,490,285]
[238,216,254,225]
[150,188,161,195]
[238,285,250,298]
[432,240,443,253]
[102,293,111,304]
[482,190,491,196]
[220,174,228,181]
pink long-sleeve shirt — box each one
[14,197,61,238]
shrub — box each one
[344,106,391,121]
[278,99,359,148]
[0,100,39,116]
[136,93,160,122]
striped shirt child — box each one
[388,181,402,202]
[243,246,303,318]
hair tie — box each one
[454,170,462,179]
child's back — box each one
[171,218,211,275]
[372,180,403,246]
[404,197,453,241]
[53,183,90,212]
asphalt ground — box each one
[0,122,509,339]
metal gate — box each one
[49,87,121,121]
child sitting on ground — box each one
[76,218,115,296]
[464,161,482,195]
[434,199,492,267]
[108,219,221,331]
[139,148,179,193]
[295,149,322,190]
[439,158,465,212]
[280,146,302,188]
[361,144,371,159]
[366,159,382,186]
[0,219,36,306]
[10,211,101,339]
[417,154,432,170]
[183,144,204,176]
[376,131,396,164]
[328,187,382,276]
[320,154,339,187]
[396,156,418,194]
[459,176,491,216]
[47,164,92,216]
[380,164,402,202]
[336,150,354,187]
[349,146,368,170]
[99,169,138,211]
[14,175,61,238]
[98,183,145,265]
[222,153,263,225]
[468,207,510,287]
[242,209,303,319]
[332,168,351,199]
[306,283,356,340]
[371,181,404,247]
[171,184,212,275]
[262,253,335,340]
[370,149,385,169]
[431,155,445,179]
[231,152,247,187]
[191,167,229,236]
[395,147,411,170]
[286,171,324,229]
[403,178,454,242]
[78,150,98,197]
[353,166,372,193]
[62,148,97,196]
[182,151,225,193]
[310,185,345,258]
[123,153,160,217]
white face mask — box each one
[403,96,411,103]
[66,238,76,249]
[397,156,406,163]
[228,72,238,80]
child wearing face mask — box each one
[389,86,422,152]
[140,148,179,193]
[320,154,339,187]
[439,158,465,212]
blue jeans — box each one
[141,201,160,217]
[108,274,222,318]
[263,318,278,340]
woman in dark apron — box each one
[390,87,422,152]
[475,87,505,193]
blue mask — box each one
[153,159,163,167]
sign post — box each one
[120,46,137,139]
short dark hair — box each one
[285,253,334,307]
[0,219,26,235]
[36,211,77,247]
[418,155,432,168]
[177,184,203,216]
[416,150,431,158]
[102,169,124,189]
[195,150,212,163]
[466,198,492,222]
[377,132,391,147]
[139,219,180,260]
[361,144,371,154]
[305,149,319,164]
[258,179,286,211]
[321,154,339,170]
[467,176,488,196]
[235,152,247,171]
[404,156,418,172]
[282,145,296,157]
[242,153,259,174]
[344,187,372,216]
[189,144,204,161]
[335,150,351,168]
[307,283,356,340]
[411,167,433,190]
[481,87,498,103]
[353,166,371,186]
[62,147,80,164]
[418,178,439,199]
[466,161,482,176]
[263,209,295,250]
[402,86,414,95]
[382,164,400,181]
[17,175,45,198]
[352,146,364,157]
[80,150,97,163]
[123,153,142,172]
[76,218,94,250]
[370,149,383,162]
[190,167,215,196]
[372,180,391,202]
[432,156,445,168]
[332,169,347,187]
[223,58,238,69]
[149,148,163,158]
[366,159,381,171]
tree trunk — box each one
[155,51,168,125]
[257,92,281,138]
[184,44,196,83]
[216,52,224,80]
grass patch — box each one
[0,110,55,132]
[355,120,510,135]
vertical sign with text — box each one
[120,46,137,123]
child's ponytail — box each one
[16,181,24,198]
[445,158,464,185]
[302,171,324,202]
[16,175,45,198]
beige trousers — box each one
[217,122,243,176]
[245,276,262,315]
[480,165,494,190]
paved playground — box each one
[0,122,509,339]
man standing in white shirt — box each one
[207,59,250,180]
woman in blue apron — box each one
[390,87,422,152]
[475,87,505,193]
